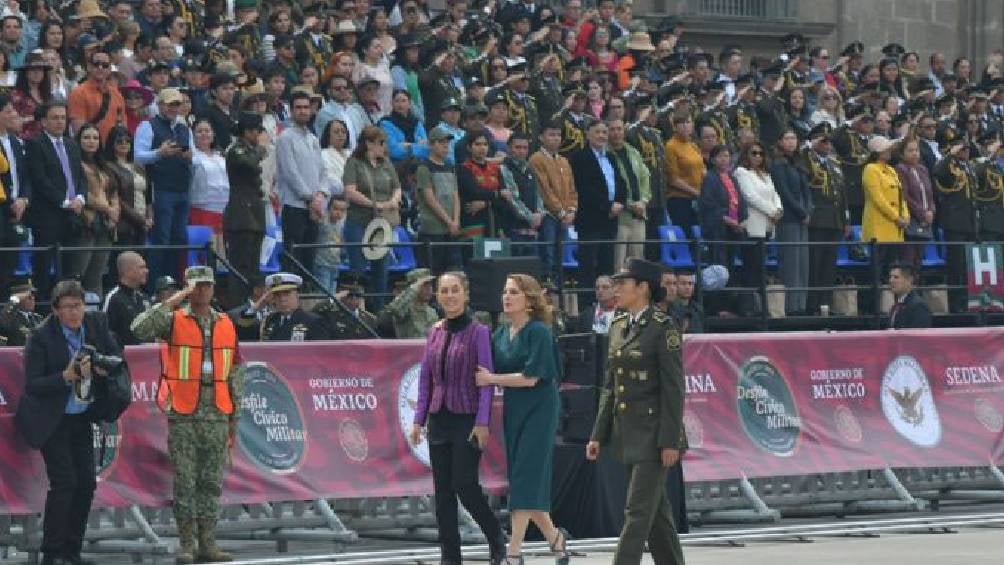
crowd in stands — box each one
[0,0,999,342]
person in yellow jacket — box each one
[131,265,241,564]
[862,135,910,270]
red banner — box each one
[0,341,507,515]
[2,330,1004,514]
[681,328,1004,481]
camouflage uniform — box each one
[378,271,439,338]
[131,301,241,564]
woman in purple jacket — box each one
[410,271,506,565]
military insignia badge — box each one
[666,329,682,350]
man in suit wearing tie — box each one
[25,102,87,303]
[15,280,122,565]
[0,93,31,297]
[570,120,626,307]
[888,263,932,329]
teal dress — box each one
[492,320,561,511]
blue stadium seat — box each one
[388,226,418,272]
[766,240,779,269]
[836,225,870,268]
[14,247,31,276]
[658,225,695,268]
[562,227,579,269]
[690,225,703,240]
[186,225,214,267]
[921,242,946,268]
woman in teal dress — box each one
[476,274,572,565]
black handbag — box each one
[92,358,133,423]
[905,218,933,240]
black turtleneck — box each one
[440,312,472,381]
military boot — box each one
[196,518,233,562]
[175,518,196,565]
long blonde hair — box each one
[507,274,553,326]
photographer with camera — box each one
[15,280,123,565]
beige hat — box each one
[74,0,109,20]
[291,84,323,101]
[867,135,898,153]
[157,87,184,105]
[625,31,655,52]
[184,265,215,285]
[334,20,358,35]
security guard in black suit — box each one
[587,258,686,565]
[0,277,42,346]
[256,273,330,341]
[804,122,848,315]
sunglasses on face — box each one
[751,150,763,156]
[91,61,111,68]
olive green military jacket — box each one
[590,306,687,464]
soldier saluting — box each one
[587,258,687,565]
[130,266,240,564]
[0,277,42,346]
[255,273,330,341]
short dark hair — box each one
[671,112,692,126]
[709,143,730,161]
[508,132,530,145]
[2,15,22,27]
[290,90,312,106]
[35,101,66,121]
[51,279,85,307]
[890,262,916,280]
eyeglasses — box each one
[91,61,111,68]
[750,150,763,156]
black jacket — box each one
[890,290,933,329]
[569,146,627,235]
[15,311,121,448]
[771,157,813,224]
[260,308,330,341]
[24,133,88,232]
[699,170,749,242]
[101,284,151,346]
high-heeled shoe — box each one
[549,527,572,565]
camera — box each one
[77,344,124,374]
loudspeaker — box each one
[559,386,598,444]
[558,332,604,387]
[467,256,545,313]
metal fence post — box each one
[53,243,62,283]
[759,239,769,331]
[870,240,881,329]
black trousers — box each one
[427,411,502,562]
[225,229,263,308]
[0,204,19,297]
[33,221,80,306]
[665,198,697,235]
[40,413,96,559]
[577,226,616,307]
[807,227,842,315]
[281,206,319,275]
[944,230,971,313]
[644,206,666,263]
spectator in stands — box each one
[664,112,703,232]
[67,50,125,141]
[314,195,346,295]
[658,269,679,314]
[736,141,782,312]
[353,34,393,114]
[0,92,29,298]
[11,52,52,140]
[102,251,152,346]
[570,120,625,307]
[381,89,429,164]
[862,135,909,272]
[198,72,237,152]
[578,274,617,334]
[342,124,400,309]
[811,85,843,128]
[529,120,577,277]
[26,102,87,301]
[410,271,506,565]
[76,122,119,296]
[105,126,151,248]
[188,118,229,253]
[674,270,704,333]
[315,74,364,151]
[458,130,502,244]
[607,117,649,271]
[476,274,569,565]
[896,137,935,269]
[416,125,462,274]
[134,87,193,283]
[888,263,932,329]
[700,144,747,268]
[277,90,329,274]
[771,128,813,315]
[16,279,122,565]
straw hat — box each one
[625,31,655,52]
[73,0,109,20]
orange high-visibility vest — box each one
[158,310,237,415]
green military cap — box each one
[406,268,435,286]
[235,0,257,9]
[10,277,36,295]
[184,265,216,285]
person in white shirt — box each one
[580,275,618,334]
[188,118,230,252]
[315,74,366,151]
[735,142,782,315]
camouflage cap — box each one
[184,265,215,285]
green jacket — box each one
[611,143,651,227]
[591,307,687,464]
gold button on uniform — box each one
[617,368,624,375]
[648,408,655,415]
[618,385,625,393]
[618,402,627,412]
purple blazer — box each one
[895,162,935,222]
[414,320,494,427]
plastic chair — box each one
[388,226,418,272]
[14,247,31,276]
[562,227,579,269]
[921,242,946,268]
[765,240,779,269]
[186,225,214,267]
[658,225,695,268]
[836,225,870,268]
